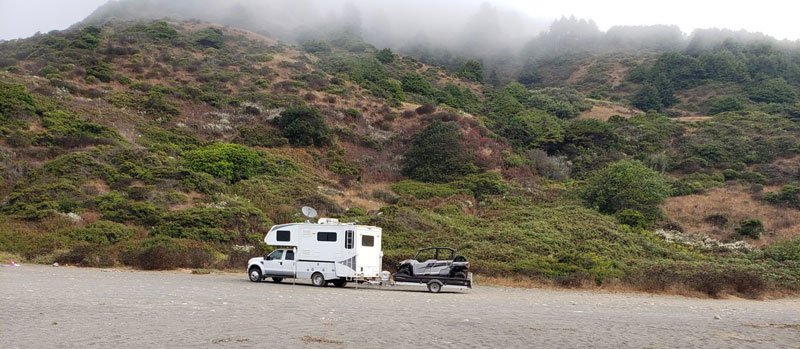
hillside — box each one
[1,20,799,298]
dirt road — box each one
[1,265,799,348]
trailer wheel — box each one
[248,267,263,282]
[427,280,443,293]
[311,272,327,287]
[272,277,283,283]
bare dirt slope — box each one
[2,265,799,348]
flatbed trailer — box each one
[361,272,473,293]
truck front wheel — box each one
[311,272,327,287]
[248,267,263,282]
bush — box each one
[275,105,332,146]
[735,219,764,239]
[95,191,162,225]
[151,206,268,243]
[0,81,35,120]
[301,40,331,54]
[415,104,435,115]
[344,108,361,119]
[234,126,288,147]
[195,27,224,48]
[582,160,671,217]
[498,110,564,150]
[184,143,264,183]
[456,59,483,83]
[615,209,647,228]
[747,78,797,104]
[390,180,471,199]
[68,220,137,245]
[708,96,744,115]
[402,120,474,182]
[527,150,571,180]
[763,185,800,209]
[375,48,394,64]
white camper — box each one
[247,208,382,287]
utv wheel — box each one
[272,277,283,283]
[311,272,327,287]
[332,280,347,287]
[454,255,467,262]
[248,267,263,282]
[427,280,443,293]
[454,272,466,279]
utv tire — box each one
[427,280,443,293]
[248,267,263,282]
[311,272,327,287]
[453,255,467,262]
[396,265,412,276]
[454,272,466,279]
[272,277,283,283]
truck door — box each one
[279,249,296,276]
[263,249,284,275]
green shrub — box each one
[68,220,136,245]
[151,206,268,243]
[234,126,288,147]
[708,96,744,115]
[764,185,800,209]
[735,219,764,239]
[184,143,264,183]
[582,160,671,217]
[402,120,475,182]
[456,59,483,83]
[195,27,224,48]
[762,238,800,262]
[390,180,471,199]
[459,172,509,200]
[615,209,647,228]
[497,110,564,150]
[95,191,161,225]
[375,48,395,64]
[301,40,331,54]
[275,105,332,146]
[0,81,35,120]
[344,107,361,119]
[85,60,114,83]
[747,78,797,104]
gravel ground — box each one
[1,265,799,348]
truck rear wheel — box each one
[272,277,283,283]
[311,272,327,287]
[248,267,262,282]
[427,280,443,293]
[332,280,347,287]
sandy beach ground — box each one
[1,265,799,348]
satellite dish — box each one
[301,206,318,219]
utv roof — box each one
[417,247,456,251]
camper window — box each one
[317,232,337,242]
[276,230,291,242]
[362,235,374,247]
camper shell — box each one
[248,218,383,286]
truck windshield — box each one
[268,250,283,260]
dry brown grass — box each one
[662,183,800,246]
[578,102,641,121]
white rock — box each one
[52,262,59,267]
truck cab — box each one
[248,248,295,283]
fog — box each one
[82,0,548,59]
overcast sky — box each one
[1,0,798,41]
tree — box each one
[457,59,484,83]
[402,120,474,182]
[275,105,331,147]
[631,84,663,111]
[195,27,224,49]
[498,110,564,150]
[747,78,797,104]
[582,160,671,217]
[375,48,395,64]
